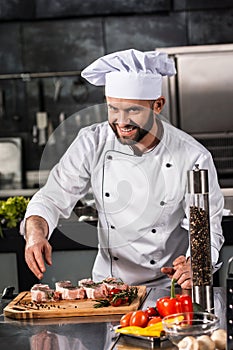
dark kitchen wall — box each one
[0,0,233,175]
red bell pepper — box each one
[156,279,193,318]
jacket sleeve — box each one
[181,151,224,267]
[21,127,94,238]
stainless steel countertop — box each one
[0,287,226,350]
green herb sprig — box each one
[93,286,138,308]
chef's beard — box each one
[109,110,155,146]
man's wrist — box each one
[25,215,49,240]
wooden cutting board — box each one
[4,286,147,320]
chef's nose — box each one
[116,110,130,124]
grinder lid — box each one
[187,164,209,194]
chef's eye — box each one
[127,107,143,114]
[108,105,119,113]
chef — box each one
[22,49,224,289]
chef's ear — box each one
[153,97,165,114]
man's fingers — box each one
[25,251,44,280]
[173,269,189,282]
[33,249,47,273]
[44,244,52,266]
[176,272,192,289]
[161,257,192,289]
[25,241,52,279]
[161,266,175,278]
[172,262,192,289]
[173,256,186,266]
[180,279,192,289]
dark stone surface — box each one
[36,0,171,18]
[188,8,233,45]
[0,0,35,20]
[22,19,104,72]
[0,23,23,74]
[174,0,233,11]
[22,76,105,170]
[105,13,187,52]
[0,1,232,172]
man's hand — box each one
[30,330,59,350]
[161,255,192,289]
[25,216,52,280]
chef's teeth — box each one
[121,127,133,132]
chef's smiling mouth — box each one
[113,122,138,130]
[119,126,136,132]
[117,125,138,136]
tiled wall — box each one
[0,0,233,172]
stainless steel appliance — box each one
[162,44,233,188]
[0,137,23,189]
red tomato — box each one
[109,288,122,296]
[109,288,123,306]
[110,298,123,307]
[147,316,162,326]
[120,312,133,327]
[121,296,129,304]
[130,310,149,328]
[145,307,159,318]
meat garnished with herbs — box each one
[30,277,137,307]
[31,284,61,302]
[55,281,86,300]
[102,277,129,291]
[78,279,108,299]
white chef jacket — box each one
[24,119,224,286]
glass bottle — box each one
[187,164,214,312]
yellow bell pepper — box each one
[115,326,145,336]
[115,321,163,337]
[163,315,184,324]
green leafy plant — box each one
[0,196,30,237]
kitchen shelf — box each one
[0,70,81,81]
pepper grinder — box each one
[187,164,214,313]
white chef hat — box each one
[81,49,176,100]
